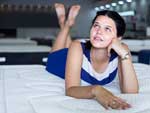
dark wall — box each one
[0,0,92,29]
[0,12,59,28]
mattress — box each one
[0,45,50,53]
[0,63,150,113]
[122,39,150,52]
[0,38,37,46]
[0,45,51,65]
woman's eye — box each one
[93,24,98,28]
[105,27,111,32]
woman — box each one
[46,3,139,110]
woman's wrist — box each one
[91,85,97,98]
[91,85,101,98]
[121,52,130,61]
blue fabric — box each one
[81,68,118,85]
[80,42,118,85]
[46,42,118,85]
[46,48,68,79]
[80,43,91,62]
[138,50,150,64]
[80,42,118,62]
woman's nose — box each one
[96,27,103,34]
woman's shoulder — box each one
[67,40,83,53]
[72,39,81,44]
[70,39,90,52]
[70,40,82,48]
[67,40,83,61]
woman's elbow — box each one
[65,87,73,97]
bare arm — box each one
[51,23,71,52]
[65,41,95,99]
[110,38,139,93]
[65,41,130,109]
[118,45,139,93]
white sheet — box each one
[0,63,150,113]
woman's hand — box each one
[92,85,131,110]
[107,37,129,58]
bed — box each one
[0,38,37,46]
[0,45,50,65]
[0,63,150,113]
[122,39,150,64]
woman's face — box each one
[90,15,117,48]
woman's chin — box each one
[92,44,108,49]
[91,42,108,49]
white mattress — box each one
[122,39,150,52]
[0,38,37,46]
[127,45,150,52]
[0,45,50,53]
[0,45,51,64]
[0,63,150,113]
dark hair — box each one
[86,10,125,50]
[92,10,126,37]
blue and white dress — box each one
[46,42,119,86]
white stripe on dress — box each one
[82,54,118,81]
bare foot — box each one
[67,5,80,26]
[54,3,66,28]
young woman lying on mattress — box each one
[46,3,139,110]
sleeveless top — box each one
[46,42,118,86]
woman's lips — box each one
[94,36,104,41]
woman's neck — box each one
[90,47,109,62]
[90,47,110,73]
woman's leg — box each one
[54,3,65,29]
[51,3,80,52]
[65,5,80,48]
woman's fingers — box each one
[109,96,131,109]
[101,101,109,110]
[94,86,131,110]
[99,94,131,110]
[110,100,121,109]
